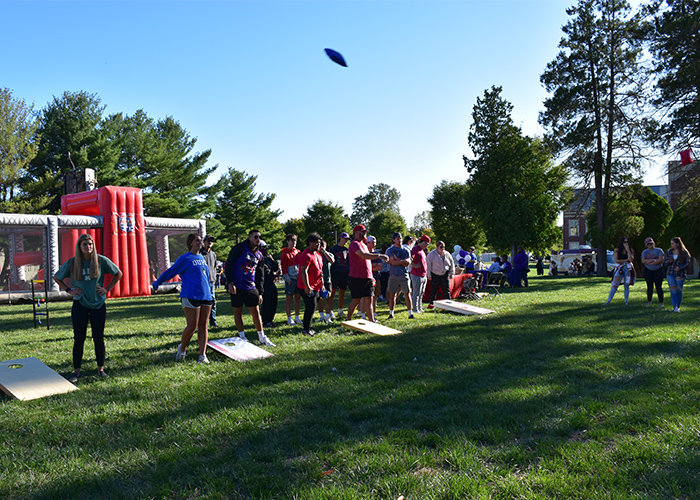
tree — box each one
[282,218,306,239]
[350,183,401,226]
[215,167,282,251]
[0,88,48,213]
[428,180,485,251]
[466,86,569,256]
[662,203,700,258]
[646,0,700,147]
[27,91,119,213]
[409,210,432,234]
[368,210,409,246]
[540,0,646,275]
[303,200,350,241]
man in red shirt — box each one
[346,225,388,322]
[296,232,324,336]
[280,234,302,325]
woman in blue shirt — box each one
[153,233,213,363]
[53,234,123,382]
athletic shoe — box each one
[427,304,434,309]
[67,372,80,383]
[329,311,336,321]
[408,314,415,319]
[294,318,303,325]
[674,307,681,313]
[97,370,109,379]
[210,321,219,328]
[175,343,186,361]
[646,303,652,307]
[323,316,333,324]
[388,312,394,319]
[287,317,294,325]
[659,304,664,308]
[337,310,346,318]
[263,322,274,328]
[198,354,210,364]
[259,333,276,346]
[302,329,316,337]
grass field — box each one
[1,275,699,499]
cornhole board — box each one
[0,357,78,401]
[433,299,495,316]
[341,319,402,336]
[207,337,273,362]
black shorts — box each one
[230,288,260,308]
[181,298,213,309]
[331,271,349,290]
[349,277,374,299]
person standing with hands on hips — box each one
[605,237,635,305]
[641,236,665,308]
[53,234,123,382]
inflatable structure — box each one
[0,186,205,301]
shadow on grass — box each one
[5,279,700,498]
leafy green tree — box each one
[303,200,350,241]
[409,210,432,234]
[27,91,119,213]
[428,180,485,251]
[662,203,700,258]
[282,218,306,239]
[215,167,282,251]
[645,0,700,147]
[540,0,646,274]
[368,210,409,246]
[350,183,401,226]
[466,86,569,256]
[0,88,49,213]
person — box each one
[366,236,384,317]
[297,232,324,336]
[317,238,335,323]
[665,237,692,313]
[513,246,529,287]
[328,232,350,319]
[260,241,280,328]
[605,237,635,305]
[641,237,665,308]
[550,260,559,276]
[501,254,513,274]
[487,256,502,274]
[225,229,275,346]
[378,243,390,303]
[386,232,414,319]
[466,246,477,272]
[536,257,544,276]
[585,256,596,277]
[410,235,430,314]
[53,234,123,381]
[347,226,388,322]
[153,233,213,363]
[426,241,455,306]
[200,234,219,327]
[280,234,302,325]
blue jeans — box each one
[666,275,685,309]
[209,283,217,325]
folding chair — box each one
[484,272,503,296]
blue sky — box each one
[2,0,663,225]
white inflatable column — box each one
[156,234,170,277]
[9,233,25,284]
[46,216,60,292]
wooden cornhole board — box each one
[341,319,402,336]
[0,357,78,401]
[207,337,273,362]
[434,299,495,316]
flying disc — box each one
[324,48,347,67]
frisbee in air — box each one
[324,48,348,67]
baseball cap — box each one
[366,235,376,243]
[644,237,654,245]
[392,232,402,240]
[259,240,268,247]
[204,234,216,241]
[418,235,431,244]
[353,225,367,233]
[339,232,350,239]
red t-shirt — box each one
[410,245,427,277]
[348,240,372,279]
[296,248,323,292]
[280,247,300,274]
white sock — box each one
[390,309,394,315]
[320,312,326,320]
[294,315,300,322]
[408,309,413,315]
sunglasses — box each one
[252,235,261,240]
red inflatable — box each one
[61,186,151,298]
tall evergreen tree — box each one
[467,86,569,256]
[540,0,645,274]
[350,183,401,226]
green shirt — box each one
[54,255,120,309]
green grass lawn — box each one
[1,275,699,499]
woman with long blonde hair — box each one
[53,234,123,382]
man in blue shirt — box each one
[385,232,414,320]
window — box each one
[569,241,580,249]
[569,219,579,237]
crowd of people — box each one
[52,226,693,380]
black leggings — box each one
[644,267,664,304]
[261,287,278,324]
[429,273,450,304]
[71,301,107,370]
[297,287,318,331]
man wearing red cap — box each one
[346,225,388,322]
[410,235,430,313]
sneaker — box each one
[302,329,316,337]
[239,332,247,341]
[97,370,109,379]
[388,312,394,319]
[324,316,333,324]
[263,322,274,328]
[294,318,303,325]
[646,302,652,308]
[659,304,664,308]
[175,343,186,361]
[427,304,434,309]
[67,372,80,383]
[604,301,610,306]
[329,311,337,321]
[198,354,210,364]
[337,310,346,318]
[287,317,294,325]
[408,314,415,319]
[210,321,219,328]
[674,307,681,313]
[259,333,276,346]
